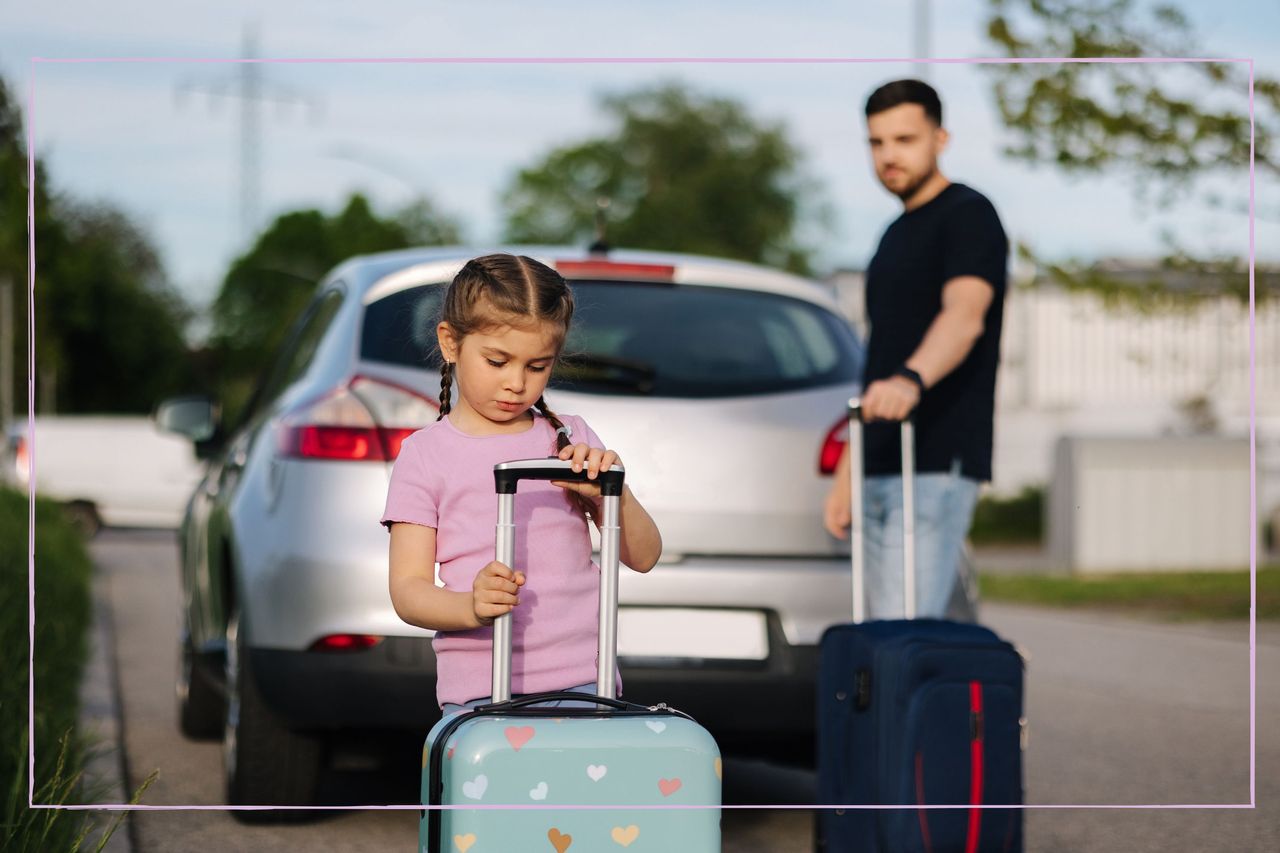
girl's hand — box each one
[551,443,620,500]
[472,560,525,626]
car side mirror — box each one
[155,396,220,443]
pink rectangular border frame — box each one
[24,53,1264,809]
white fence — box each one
[998,288,1279,415]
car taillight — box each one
[818,415,848,475]
[309,634,383,652]
[278,376,437,462]
[13,435,28,486]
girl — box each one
[381,253,662,714]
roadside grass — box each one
[0,487,152,852]
[979,565,1280,621]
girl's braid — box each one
[436,361,453,420]
[534,395,572,452]
[535,395,598,520]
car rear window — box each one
[360,280,862,398]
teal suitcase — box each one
[419,459,722,852]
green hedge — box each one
[969,486,1044,546]
[0,487,114,851]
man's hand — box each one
[861,375,921,422]
[824,476,852,539]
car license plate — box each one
[617,608,769,661]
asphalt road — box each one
[86,529,1278,851]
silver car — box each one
[159,245,866,809]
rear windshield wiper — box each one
[555,352,657,394]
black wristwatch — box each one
[894,365,927,394]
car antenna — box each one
[588,196,611,254]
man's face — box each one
[866,103,948,202]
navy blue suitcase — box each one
[815,401,1025,853]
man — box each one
[824,79,1008,620]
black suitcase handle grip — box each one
[493,458,625,496]
[847,399,916,423]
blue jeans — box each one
[441,682,599,717]
[863,463,980,620]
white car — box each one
[9,415,206,534]
[159,245,871,811]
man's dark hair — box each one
[865,79,943,126]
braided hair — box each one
[437,361,454,418]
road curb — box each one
[78,562,134,853]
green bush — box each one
[969,485,1044,546]
[0,487,138,851]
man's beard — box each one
[884,163,937,204]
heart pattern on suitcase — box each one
[427,717,719,849]
[611,825,640,847]
[461,774,488,800]
[505,726,536,751]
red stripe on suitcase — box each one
[966,680,985,853]
[914,751,934,853]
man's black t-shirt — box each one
[863,182,1007,480]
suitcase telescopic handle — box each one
[490,459,626,703]
[847,398,916,623]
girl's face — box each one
[437,319,561,432]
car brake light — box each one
[350,375,439,459]
[309,634,383,652]
[555,259,676,281]
[278,377,437,462]
[13,435,29,486]
[819,415,848,475]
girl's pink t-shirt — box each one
[381,412,617,707]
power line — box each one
[174,23,322,246]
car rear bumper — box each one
[248,618,821,743]
[249,638,439,731]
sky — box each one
[2,0,1276,323]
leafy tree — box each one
[501,82,828,275]
[2,76,58,418]
[983,0,1278,303]
[3,76,195,415]
[397,196,466,247]
[209,192,461,420]
[41,200,195,412]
